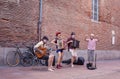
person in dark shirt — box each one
[67,32,78,67]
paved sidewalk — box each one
[0,60,120,79]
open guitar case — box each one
[86,54,97,70]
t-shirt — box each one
[86,39,98,50]
[34,41,46,48]
[55,38,64,49]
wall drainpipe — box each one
[38,0,43,41]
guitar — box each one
[35,46,47,58]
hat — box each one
[56,32,61,36]
[90,33,94,37]
[71,32,75,35]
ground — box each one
[0,60,120,79]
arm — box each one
[66,38,73,44]
[95,35,99,42]
[85,34,89,42]
[34,41,44,54]
[51,39,57,45]
[34,48,43,54]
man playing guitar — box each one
[34,36,55,71]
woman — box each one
[51,32,64,69]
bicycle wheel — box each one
[6,51,20,66]
[21,52,34,67]
[21,57,33,67]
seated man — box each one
[34,36,55,71]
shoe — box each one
[51,66,55,70]
[48,68,54,72]
[59,64,63,67]
[56,65,61,69]
[71,64,74,68]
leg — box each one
[56,51,62,69]
[70,49,77,67]
[49,54,54,68]
[90,50,94,64]
[60,51,64,66]
[71,56,75,67]
[41,55,54,71]
[48,55,55,71]
[87,50,91,63]
[87,50,94,66]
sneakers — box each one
[48,68,54,72]
[51,66,55,70]
[59,64,63,67]
[56,65,61,69]
[71,64,74,68]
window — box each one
[92,0,99,21]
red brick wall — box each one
[0,0,39,47]
[0,0,120,50]
[42,0,120,50]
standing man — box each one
[85,33,98,66]
[67,32,78,67]
[34,36,55,71]
[51,32,64,69]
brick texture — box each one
[0,0,120,50]
[0,0,39,47]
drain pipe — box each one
[38,0,43,41]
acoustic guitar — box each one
[35,46,47,58]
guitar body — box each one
[35,46,47,58]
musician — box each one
[51,32,64,69]
[85,33,98,66]
[34,36,55,71]
[67,32,78,67]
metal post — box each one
[38,0,43,41]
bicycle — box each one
[6,45,33,67]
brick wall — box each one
[41,0,120,50]
[0,0,39,47]
[0,0,120,50]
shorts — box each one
[56,49,64,53]
[41,55,49,60]
[87,50,94,62]
[69,49,77,57]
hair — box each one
[42,36,49,41]
[56,32,61,36]
[71,32,75,35]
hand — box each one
[41,51,45,54]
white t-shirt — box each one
[34,41,46,48]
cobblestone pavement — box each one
[0,60,120,79]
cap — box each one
[56,32,61,36]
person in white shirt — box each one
[85,34,98,65]
[34,36,55,71]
